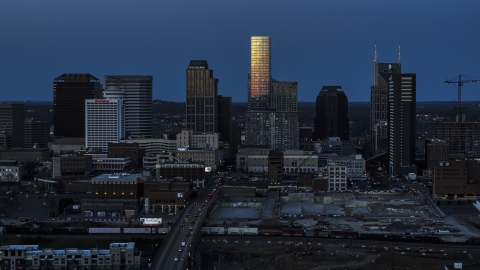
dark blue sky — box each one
[1,1,479,103]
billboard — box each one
[140,218,162,225]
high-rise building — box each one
[245,36,271,147]
[0,104,24,148]
[24,118,50,148]
[248,36,271,112]
[217,95,232,143]
[85,99,124,153]
[425,139,449,171]
[104,75,153,139]
[314,86,349,141]
[269,80,299,151]
[186,60,218,133]
[427,122,480,158]
[370,45,401,156]
[53,74,101,138]
[244,36,299,150]
[388,72,416,176]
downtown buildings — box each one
[314,86,349,141]
[244,36,299,151]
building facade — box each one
[0,160,21,183]
[433,160,480,201]
[314,86,349,141]
[0,243,140,270]
[327,162,347,191]
[425,139,449,171]
[108,142,144,168]
[186,60,218,133]
[428,122,480,159]
[52,155,93,180]
[120,138,176,157]
[85,99,124,153]
[104,75,153,139]
[370,46,402,156]
[388,73,416,176]
[176,129,219,149]
[175,147,220,171]
[217,95,232,143]
[155,159,205,181]
[24,118,50,148]
[53,73,101,138]
[0,104,24,148]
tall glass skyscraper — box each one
[248,36,271,111]
[104,75,153,139]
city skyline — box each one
[1,1,479,103]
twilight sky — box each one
[1,1,479,103]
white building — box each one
[327,154,366,178]
[327,162,347,191]
[85,99,124,153]
[176,129,220,149]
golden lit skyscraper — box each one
[248,36,271,111]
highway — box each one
[150,182,217,270]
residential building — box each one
[85,98,124,153]
[104,75,153,138]
[24,118,50,148]
[314,86,349,141]
[186,60,218,133]
[53,73,101,138]
[0,104,24,148]
[428,122,480,158]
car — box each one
[174,257,178,262]
[194,214,198,217]
[181,223,185,227]
[202,203,206,206]
[178,248,182,252]
[186,233,190,236]
[189,226,193,230]
[194,202,198,205]
[168,213,174,216]
[187,214,191,216]
[191,220,196,223]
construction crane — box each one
[445,74,480,122]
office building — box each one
[0,104,24,148]
[388,72,416,176]
[108,142,144,168]
[186,60,218,133]
[327,162,347,191]
[52,155,93,180]
[104,75,153,138]
[314,86,349,140]
[425,139,449,171]
[370,45,401,156]
[176,129,219,149]
[433,160,480,202]
[217,95,232,143]
[268,150,283,183]
[85,98,125,153]
[24,118,50,148]
[53,73,101,138]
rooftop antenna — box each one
[373,40,378,85]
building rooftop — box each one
[188,60,209,69]
[94,173,137,179]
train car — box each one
[313,229,329,238]
[227,227,258,235]
[329,231,358,239]
[259,229,281,236]
[305,230,314,237]
[88,227,121,234]
[123,227,152,234]
[441,236,467,243]
[201,227,226,235]
[281,228,304,237]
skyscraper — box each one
[85,98,124,153]
[186,60,218,133]
[388,72,416,176]
[314,86,349,141]
[244,36,299,150]
[370,45,401,156]
[53,74,101,138]
[248,36,271,112]
[270,80,299,151]
[104,75,153,139]
[0,104,24,148]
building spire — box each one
[398,42,401,65]
[373,40,378,85]
[374,40,378,63]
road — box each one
[150,182,217,270]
